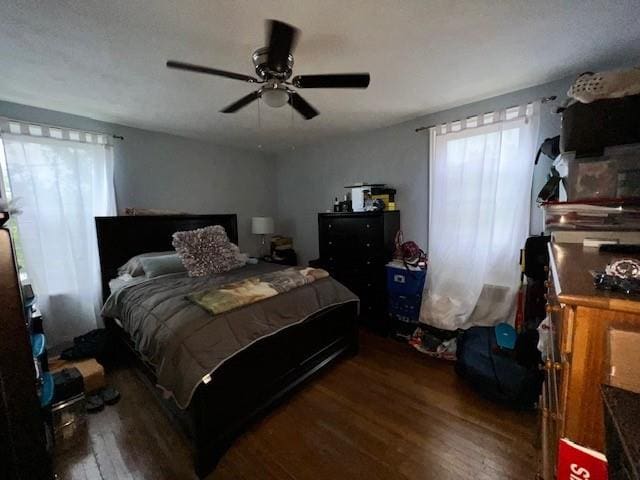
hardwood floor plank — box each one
[54,330,539,479]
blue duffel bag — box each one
[455,326,543,409]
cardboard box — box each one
[607,328,640,394]
[49,357,106,393]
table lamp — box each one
[251,216,274,256]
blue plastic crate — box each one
[386,263,426,297]
[388,293,423,323]
[31,333,46,358]
[39,372,54,408]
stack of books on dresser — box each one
[542,199,640,245]
[543,199,640,231]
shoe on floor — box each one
[100,386,121,406]
[86,394,104,413]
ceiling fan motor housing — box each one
[252,47,294,80]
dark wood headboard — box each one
[95,214,238,302]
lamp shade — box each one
[251,217,274,235]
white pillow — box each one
[117,251,174,277]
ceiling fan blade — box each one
[220,91,261,113]
[292,73,370,89]
[266,20,299,74]
[167,60,258,83]
[288,92,319,120]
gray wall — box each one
[274,76,572,265]
[0,100,276,254]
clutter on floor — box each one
[51,368,85,442]
[60,328,117,366]
[51,328,121,435]
[408,325,457,361]
[85,387,121,413]
[50,353,120,415]
[455,325,542,409]
[50,357,106,394]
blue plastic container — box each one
[39,372,54,408]
[388,293,423,323]
[386,263,427,297]
[31,333,46,358]
[386,262,427,326]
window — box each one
[0,139,26,274]
[420,104,540,331]
[1,124,116,346]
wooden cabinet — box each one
[318,211,400,332]
[540,242,640,478]
[0,228,52,479]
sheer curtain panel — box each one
[1,120,116,347]
[420,104,540,331]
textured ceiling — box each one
[1,0,639,152]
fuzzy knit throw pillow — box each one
[172,225,245,277]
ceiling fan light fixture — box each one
[261,87,289,108]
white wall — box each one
[0,100,277,254]
[274,76,571,265]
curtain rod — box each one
[0,116,124,140]
[414,95,557,133]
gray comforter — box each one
[101,262,358,409]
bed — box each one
[95,214,359,478]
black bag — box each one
[60,328,116,366]
[523,235,551,330]
[523,235,550,282]
[455,326,542,409]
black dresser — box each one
[318,211,400,332]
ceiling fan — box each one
[166,19,370,120]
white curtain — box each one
[2,127,116,347]
[420,103,540,331]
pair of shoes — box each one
[86,386,121,413]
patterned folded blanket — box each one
[189,266,330,315]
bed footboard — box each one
[107,301,359,478]
[191,301,359,478]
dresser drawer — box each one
[320,215,383,237]
[322,248,385,269]
[359,295,388,332]
[324,235,381,250]
[320,226,384,261]
[323,257,386,284]
[335,274,385,297]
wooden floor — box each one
[54,330,539,479]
